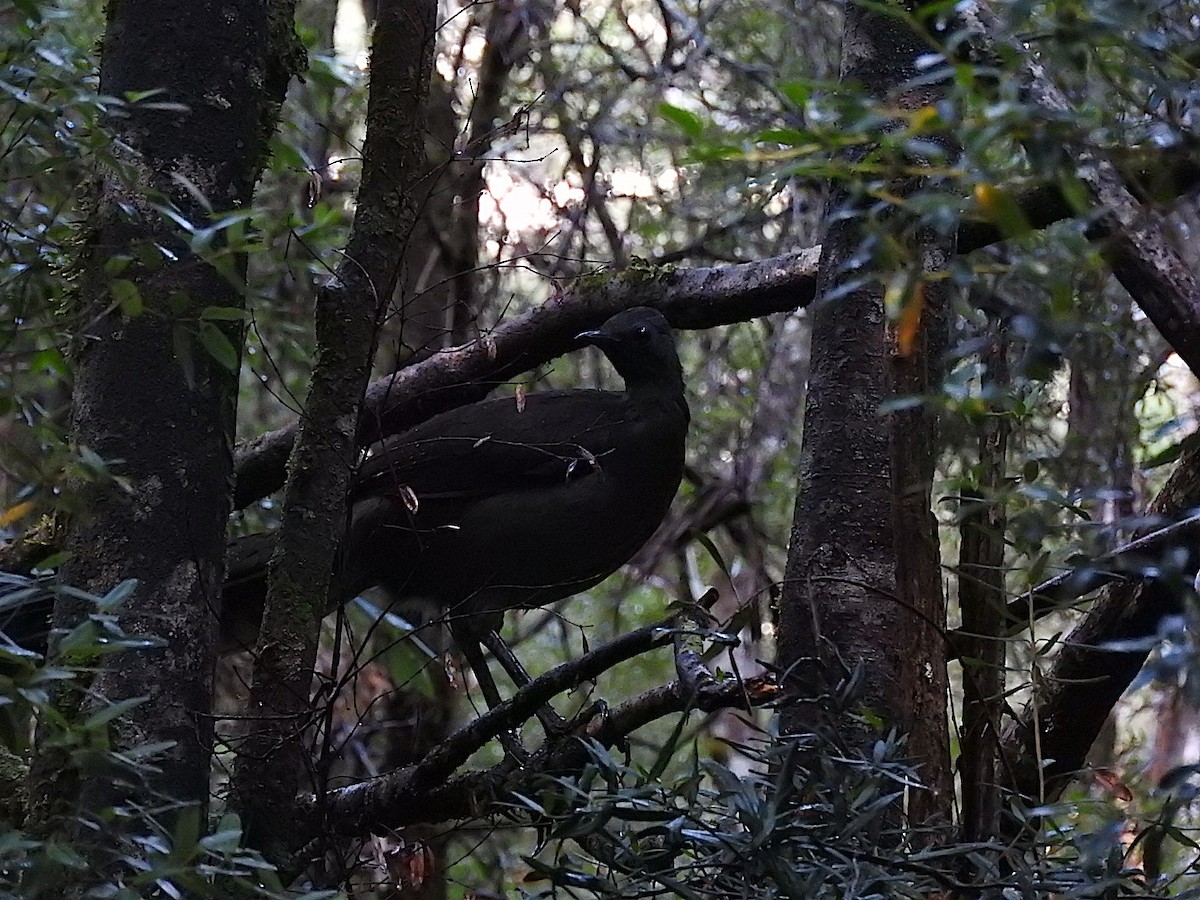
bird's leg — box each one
[479,629,571,738]
[479,628,534,684]
[453,626,529,761]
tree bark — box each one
[232,0,437,868]
[778,0,953,829]
[27,0,301,858]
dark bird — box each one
[224,306,689,720]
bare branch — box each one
[308,669,779,837]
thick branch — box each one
[1001,441,1200,804]
[232,248,821,507]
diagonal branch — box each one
[947,511,1200,653]
[301,618,679,839]
[300,621,779,839]
[1000,441,1200,803]
[313,674,779,836]
[231,143,1200,512]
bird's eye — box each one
[636,325,649,337]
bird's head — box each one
[575,307,683,392]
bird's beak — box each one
[576,328,615,347]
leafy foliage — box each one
[4,0,1200,896]
[524,678,1159,899]
[0,575,321,898]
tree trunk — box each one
[778,0,953,828]
[232,0,437,868]
[27,0,301,861]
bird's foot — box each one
[567,698,608,734]
[534,704,571,741]
[540,699,608,744]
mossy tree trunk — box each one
[27,0,302,864]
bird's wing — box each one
[353,390,633,503]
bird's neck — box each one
[624,371,688,420]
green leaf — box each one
[45,841,89,869]
[693,529,733,587]
[206,209,256,233]
[109,279,144,317]
[646,707,689,781]
[658,102,703,138]
[123,88,167,103]
[1027,551,1050,586]
[32,550,70,571]
[134,241,164,269]
[123,740,177,760]
[172,805,201,858]
[200,819,243,853]
[269,136,308,172]
[83,695,146,729]
[1142,431,1200,469]
[779,80,811,107]
[57,620,100,654]
[30,347,68,376]
[858,706,885,730]
[98,578,138,612]
[756,127,809,145]
[104,254,131,276]
[973,183,1031,239]
[198,321,240,372]
[1058,173,1092,214]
